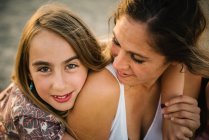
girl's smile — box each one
[29,29,88,111]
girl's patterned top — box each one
[0,83,65,140]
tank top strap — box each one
[106,64,128,140]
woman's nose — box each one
[113,50,130,70]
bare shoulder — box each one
[85,68,119,96]
[67,68,120,140]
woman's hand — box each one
[162,95,200,140]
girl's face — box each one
[111,15,169,88]
[29,29,88,111]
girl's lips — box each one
[52,93,72,103]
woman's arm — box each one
[161,63,184,103]
[161,64,201,140]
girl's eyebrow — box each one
[64,56,79,64]
[32,61,51,66]
[32,56,79,66]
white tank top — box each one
[106,64,162,140]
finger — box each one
[170,117,200,132]
[171,126,193,140]
[162,103,200,114]
[163,110,200,121]
[177,136,190,140]
[175,127,193,139]
[165,95,198,106]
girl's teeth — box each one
[54,95,67,99]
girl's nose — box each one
[52,71,66,91]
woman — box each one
[67,0,209,139]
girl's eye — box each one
[112,37,120,46]
[66,64,78,70]
[130,54,145,64]
[38,67,50,73]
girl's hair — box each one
[12,3,109,137]
[112,0,209,77]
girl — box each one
[0,3,109,139]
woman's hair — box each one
[12,3,109,137]
[196,78,209,137]
[113,0,209,77]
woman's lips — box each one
[52,93,72,103]
[117,70,130,78]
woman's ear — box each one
[170,61,180,66]
[170,62,185,72]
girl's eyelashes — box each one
[66,63,78,70]
[130,54,145,64]
[112,37,120,46]
[37,66,50,73]
[35,63,79,73]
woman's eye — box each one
[112,37,120,46]
[38,67,50,72]
[66,64,78,70]
[130,54,145,64]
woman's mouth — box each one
[117,70,130,78]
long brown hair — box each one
[12,3,109,138]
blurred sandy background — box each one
[0,0,119,91]
[0,0,208,91]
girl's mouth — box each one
[52,93,72,103]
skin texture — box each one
[29,29,88,111]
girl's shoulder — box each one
[0,83,54,120]
[0,83,65,139]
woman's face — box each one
[111,15,169,87]
[29,29,88,111]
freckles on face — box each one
[28,29,88,111]
[112,15,168,86]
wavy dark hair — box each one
[113,0,209,77]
